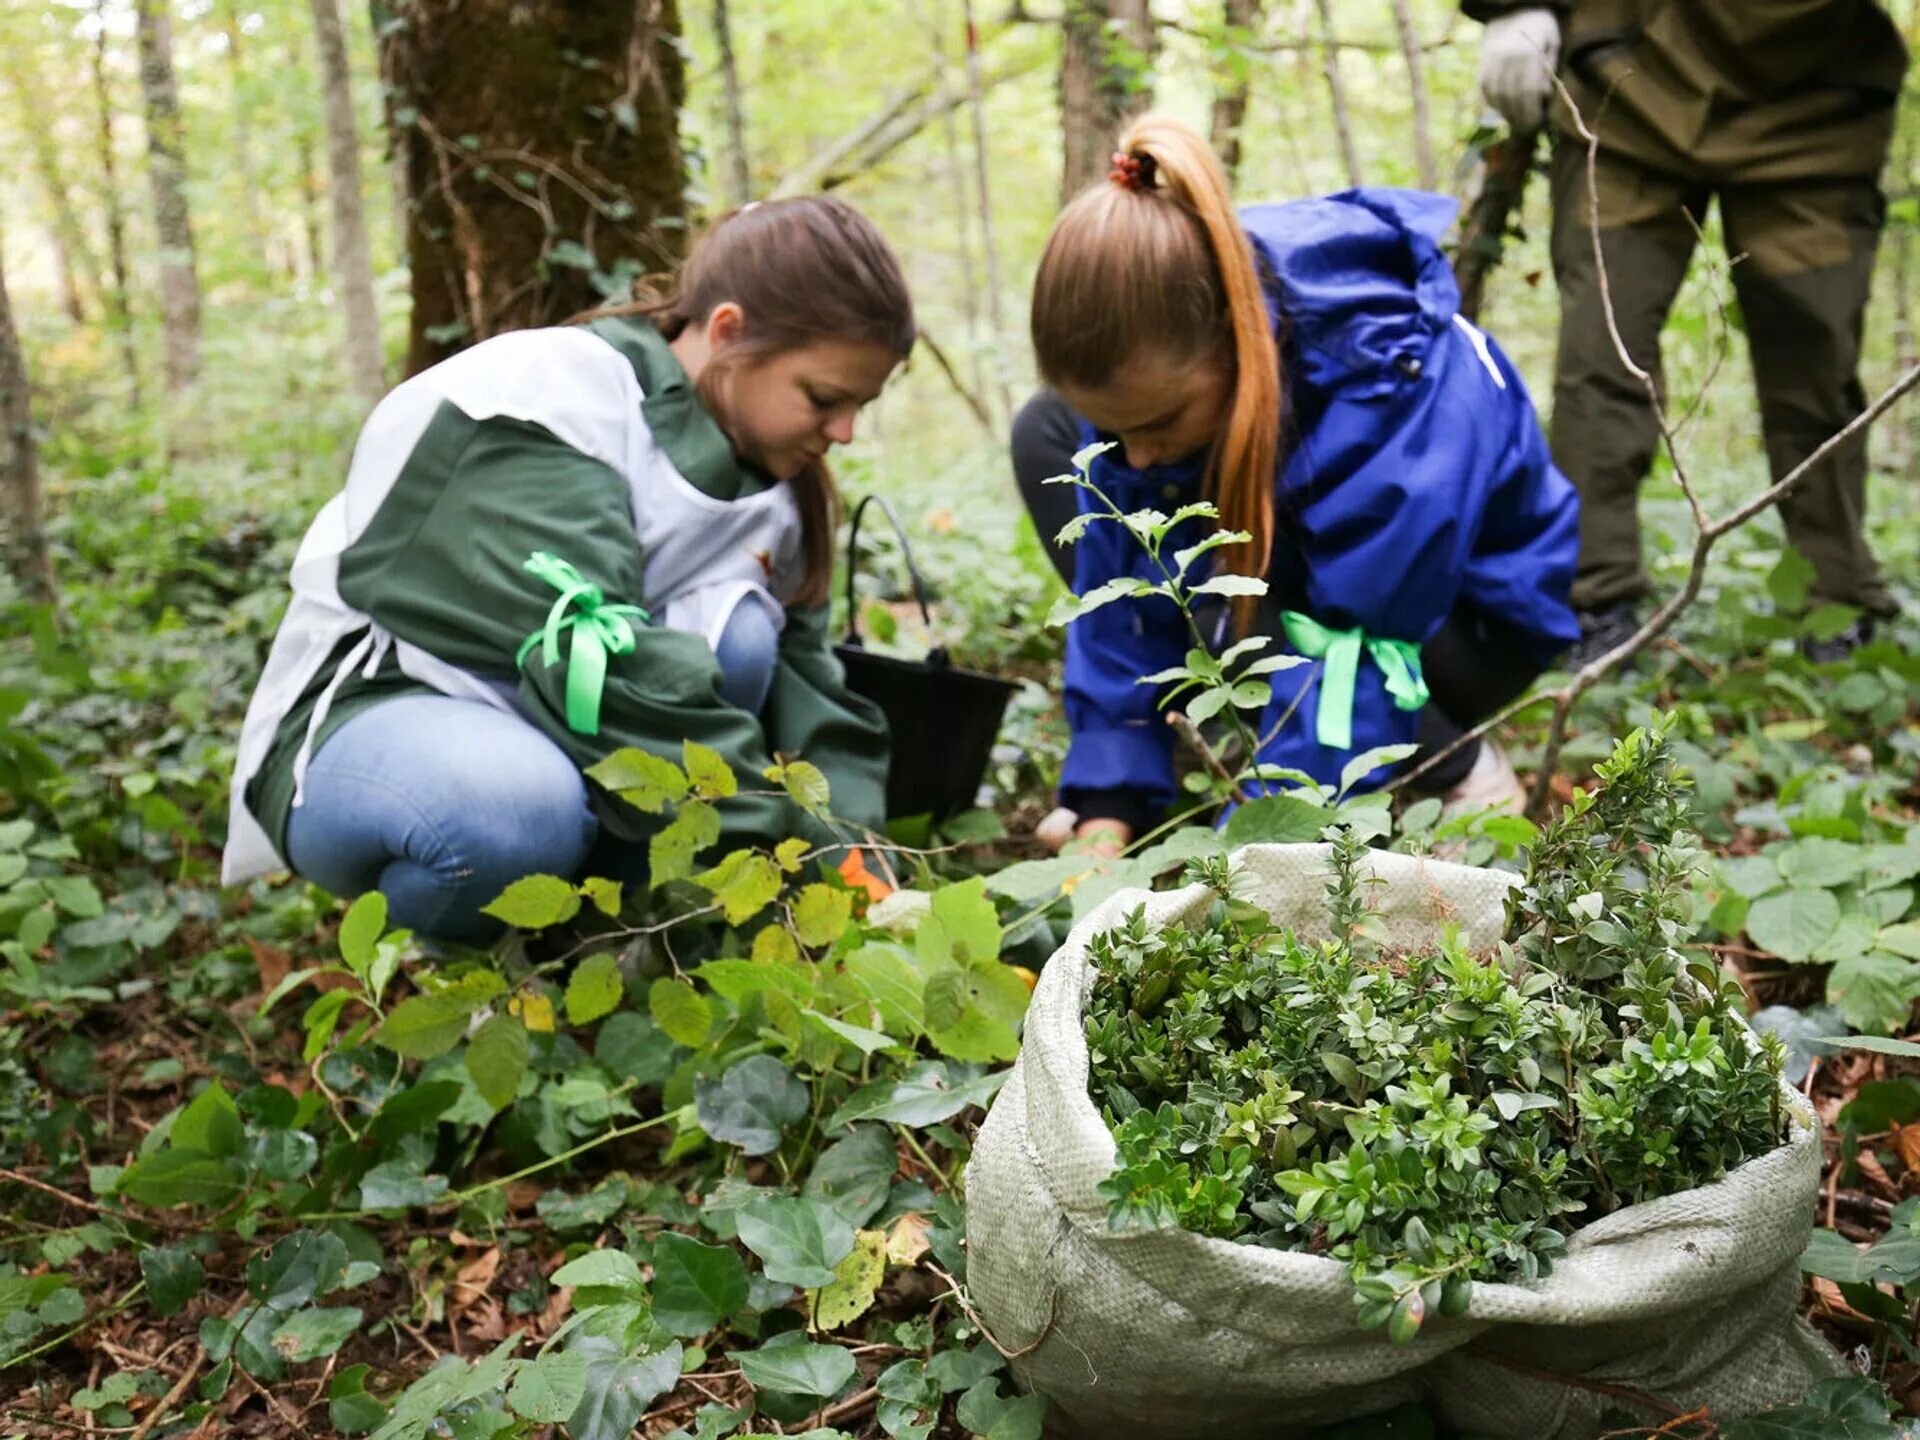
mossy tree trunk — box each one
[135,0,204,393]
[1059,0,1154,203]
[0,238,54,604]
[377,0,688,378]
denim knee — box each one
[713,599,781,714]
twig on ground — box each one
[928,1264,1056,1360]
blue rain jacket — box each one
[1058,188,1580,819]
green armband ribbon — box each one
[1279,610,1429,752]
[515,551,650,737]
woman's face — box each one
[692,305,900,480]
[1055,348,1234,471]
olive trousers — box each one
[1548,139,1895,615]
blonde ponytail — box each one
[1031,113,1282,622]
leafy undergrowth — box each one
[4,467,1920,1440]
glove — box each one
[1477,7,1561,131]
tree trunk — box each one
[1386,0,1436,190]
[92,4,141,403]
[217,0,269,258]
[0,238,55,604]
[379,0,688,376]
[713,0,752,207]
[1208,0,1262,187]
[297,122,326,281]
[309,0,387,404]
[1059,0,1155,202]
[2,55,104,323]
[1311,0,1362,187]
[135,0,203,392]
[960,0,1011,422]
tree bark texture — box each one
[0,241,55,604]
[2,55,104,323]
[93,4,141,402]
[135,0,204,392]
[1208,0,1262,186]
[1059,0,1155,203]
[1386,0,1437,190]
[309,0,387,404]
[1311,0,1362,188]
[378,0,688,377]
[713,0,753,207]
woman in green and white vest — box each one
[224,198,914,941]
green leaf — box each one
[1876,922,1920,961]
[1824,1035,1920,1058]
[694,850,783,925]
[272,1306,363,1363]
[737,1332,858,1399]
[550,1249,646,1293]
[1765,546,1817,611]
[1719,1377,1897,1439]
[684,740,739,799]
[794,884,853,948]
[926,1346,1004,1393]
[737,1195,856,1289]
[567,1338,683,1440]
[695,1055,808,1155]
[1776,838,1866,889]
[330,1364,388,1435]
[466,1012,529,1110]
[565,953,626,1025]
[579,876,624,918]
[338,892,388,972]
[778,760,831,812]
[650,1231,749,1337]
[649,976,713,1048]
[481,874,582,929]
[507,1349,589,1422]
[1745,887,1841,963]
[596,1012,677,1086]
[825,1063,1007,1130]
[586,747,688,812]
[809,1229,887,1330]
[1719,855,1784,899]
[1188,573,1268,598]
[139,1245,206,1317]
[1338,744,1419,798]
[42,875,103,919]
[377,995,471,1060]
[173,1081,245,1158]
[802,1125,898,1226]
[919,880,1001,970]
[653,800,722,884]
[1046,575,1157,627]
[357,1158,449,1211]
[119,1152,243,1209]
[247,1231,351,1312]
[1222,794,1330,847]
[1826,951,1917,1035]
[954,1377,1046,1440]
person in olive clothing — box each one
[1470,0,1911,662]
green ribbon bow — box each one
[515,551,650,737]
[1280,610,1429,752]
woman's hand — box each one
[1069,817,1131,859]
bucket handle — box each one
[842,495,945,662]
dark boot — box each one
[1569,600,1641,670]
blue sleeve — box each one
[1058,485,1189,819]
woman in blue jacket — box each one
[1016,115,1579,853]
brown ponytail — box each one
[1030,114,1281,618]
[573,197,917,608]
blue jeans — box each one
[284,604,783,942]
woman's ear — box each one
[705,301,747,349]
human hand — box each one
[1069,818,1131,860]
[1477,7,1560,131]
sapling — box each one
[1084,720,1787,1340]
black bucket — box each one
[834,496,1020,823]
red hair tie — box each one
[1108,150,1155,191]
